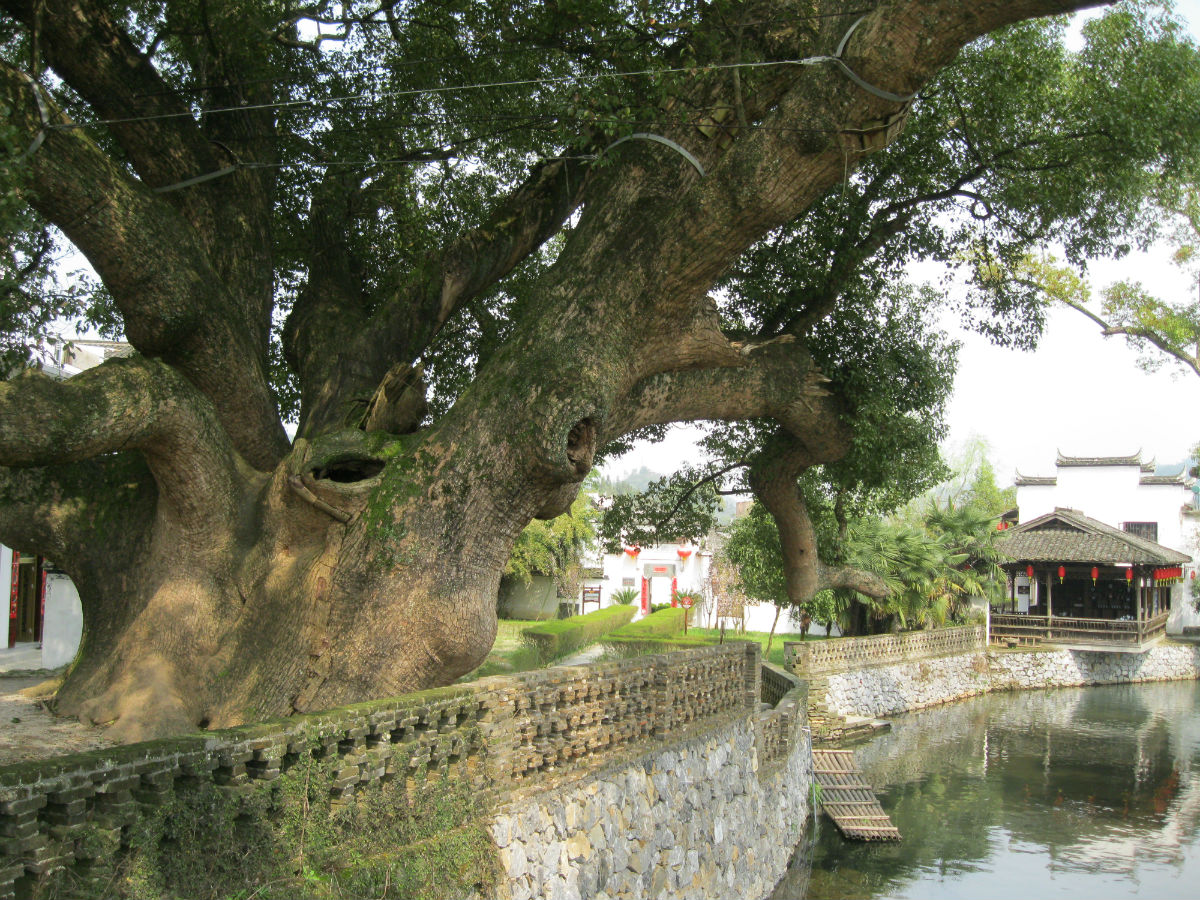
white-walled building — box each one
[580,537,811,634]
[2,552,83,667]
[1013,452,1200,634]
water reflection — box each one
[774,681,1200,899]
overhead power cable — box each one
[50,13,910,132]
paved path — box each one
[0,643,44,673]
[554,644,609,667]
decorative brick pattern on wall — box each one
[0,643,790,900]
[489,658,812,900]
[783,625,986,675]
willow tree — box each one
[0,0,1110,740]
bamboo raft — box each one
[811,748,901,841]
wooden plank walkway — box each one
[812,748,901,841]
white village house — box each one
[1006,451,1200,638]
[579,535,813,635]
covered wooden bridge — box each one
[994,509,1191,650]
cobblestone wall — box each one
[1,643,795,900]
[988,642,1200,689]
[806,641,1200,721]
[488,673,811,900]
[820,652,992,719]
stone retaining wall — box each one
[819,651,992,720]
[988,642,1200,690]
[806,640,1200,721]
[1,643,810,900]
[488,675,811,900]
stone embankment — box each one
[490,706,810,900]
[786,626,1200,728]
[988,641,1200,687]
[0,644,813,900]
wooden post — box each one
[1045,570,1053,641]
[1137,572,1144,640]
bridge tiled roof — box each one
[997,509,1191,566]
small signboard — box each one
[581,586,601,610]
[644,563,677,577]
[716,596,745,633]
[716,597,743,618]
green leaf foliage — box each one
[721,504,788,609]
[597,463,723,552]
[505,489,597,584]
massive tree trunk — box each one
[0,0,1102,740]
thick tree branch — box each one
[540,1,1106,373]
[1,62,288,468]
[292,156,590,437]
[0,357,252,536]
[749,434,888,606]
[1,0,221,223]
[0,455,156,580]
[608,339,848,463]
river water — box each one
[772,680,1200,899]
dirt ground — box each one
[0,675,115,766]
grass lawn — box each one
[458,619,542,680]
[459,619,829,681]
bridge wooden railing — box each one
[990,611,1169,647]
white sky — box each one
[606,1,1200,484]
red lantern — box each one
[1057,565,1065,584]
[1091,566,1099,584]
[1026,564,1034,579]
[1125,567,1134,582]
[1192,571,1196,581]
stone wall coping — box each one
[783,625,986,675]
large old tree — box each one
[0,0,1119,739]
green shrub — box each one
[607,606,689,639]
[521,604,636,663]
[602,634,719,656]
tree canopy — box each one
[0,0,1170,740]
[606,1,1200,594]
